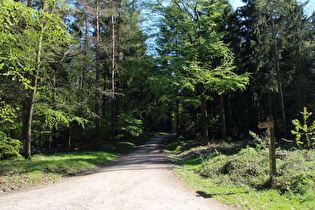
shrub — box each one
[285,107,315,149]
[0,133,22,160]
[116,111,143,140]
[0,97,21,160]
[198,145,315,198]
[198,146,269,188]
[275,149,315,196]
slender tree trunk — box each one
[23,0,34,161]
[271,18,287,136]
[200,89,209,145]
[23,18,46,159]
[68,126,72,149]
[23,55,41,159]
[220,94,227,141]
[82,16,88,90]
[295,44,305,110]
[267,92,273,117]
[102,65,109,119]
[176,99,180,137]
[110,14,116,142]
[23,78,37,159]
[227,93,232,136]
[94,0,101,147]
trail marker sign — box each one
[258,120,274,129]
[258,116,276,181]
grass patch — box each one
[0,132,161,192]
[165,137,315,209]
[0,151,120,192]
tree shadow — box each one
[196,190,249,198]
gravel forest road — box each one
[0,135,235,210]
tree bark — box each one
[110,14,116,142]
[23,52,40,159]
[220,94,227,141]
[23,0,34,159]
[82,16,88,90]
[23,80,37,160]
[176,98,180,137]
[200,90,209,145]
[271,18,288,136]
[94,0,101,148]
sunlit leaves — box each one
[288,107,315,149]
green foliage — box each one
[249,130,268,150]
[225,0,315,139]
[285,107,315,149]
[154,0,250,143]
[42,108,89,130]
[197,146,270,187]
[0,0,75,157]
[0,95,21,160]
[0,0,71,87]
[157,0,250,94]
[116,111,143,140]
[276,150,315,195]
[0,134,22,160]
[165,138,315,209]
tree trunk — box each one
[110,14,116,142]
[295,43,305,110]
[200,90,209,145]
[82,16,88,90]
[23,18,44,159]
[176,98,180,137]
[227,93,232,137]
[94,0,101,148]
[24,0,34,159]
[220,94,227,141]
[23,81,37,159]
[271,18,287,136]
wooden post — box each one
[258,116,276,181]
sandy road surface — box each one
[0,135,235,210]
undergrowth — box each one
[164,136,315,209]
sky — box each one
[143,0,315,56]
[229,0,315,15]
[229,0,246,9]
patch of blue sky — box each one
[140,0,315,56]
[229,0,315,15]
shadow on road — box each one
[74,135,173,175]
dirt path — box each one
[0,135,235,210]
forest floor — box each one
[0,135,235,210]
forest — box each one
[0,0,315,160]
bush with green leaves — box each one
[285,107,315,149]
[275,149,315,196]
[0,97,22,160]
[193,145,315,200]
[0,134,22,160]
[116,111,143,140]
[198,146,270,188]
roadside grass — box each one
[0,151,120,191]
[0,132,163,192]
[164,136,315,209]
